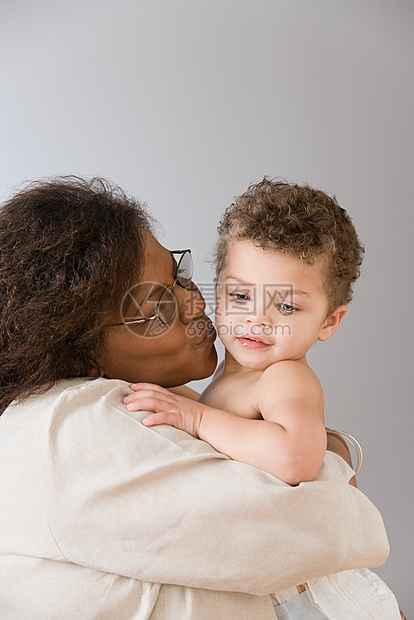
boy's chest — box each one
[199,372,263,419]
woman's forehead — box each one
[142,231,174,279]
[118,232,174,319]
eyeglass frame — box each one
[107,249,193,328]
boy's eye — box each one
[229,292,251,303]
[278,302,296,314]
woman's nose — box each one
[176,281,206,324]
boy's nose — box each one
[246,306,269,326]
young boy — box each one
[124,179,401,618]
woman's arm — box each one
[47,379,389,596]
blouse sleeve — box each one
[46,379,389,596]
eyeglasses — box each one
[108,249,194,328]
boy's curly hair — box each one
[214,178,364,313]
[0,176,154,414]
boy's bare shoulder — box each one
[253,360,324,422]
[256,360,323,400]
[261,359,319,382]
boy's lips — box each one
[237,335,271,349]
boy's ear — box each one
[318,305,348,342]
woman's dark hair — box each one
[0,176,154,413]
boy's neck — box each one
[221,351,265,378]
[222,350,310,377]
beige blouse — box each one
[0,378,389,619]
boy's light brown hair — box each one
[214,178,364,314]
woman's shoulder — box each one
[2,377,132,428]
[56,376,131,404]
[48,377,133,421]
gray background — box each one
[1,0,412,614]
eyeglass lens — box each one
[157,286,177,324]
[174,251,193,288]
[116,251,194,329]
[155,251,193,324]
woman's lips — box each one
[238,336,270,349]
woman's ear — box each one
[318,305,348,342]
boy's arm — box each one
[252,361,327,483]
[198,361,325,484]
[125,362,326,485]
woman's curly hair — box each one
[214,178,364,314]
[0,176,154,414]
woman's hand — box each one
[123,383,206,438]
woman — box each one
[0,177,388,619]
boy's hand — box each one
[123,383,205,438]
